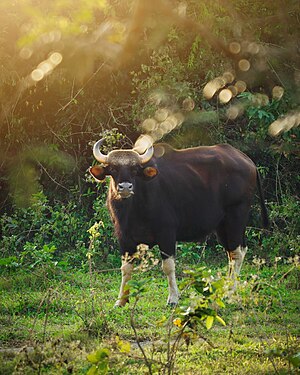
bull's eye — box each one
[109,166,118,175]
[130,167,139,176]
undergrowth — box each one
[0,252,299,374]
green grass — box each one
[0,260,299,374]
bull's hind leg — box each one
[159,235,179,306]
[217,203,251,289]
[227,245,248,280]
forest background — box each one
[0,1,299,373]
[0,0,299,264]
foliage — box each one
[245,194,300,261]
[178,267,226,331]
[0,191,118,272]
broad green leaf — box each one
[87,348,110,364]
[98,360,109,374]
[118,340,131,353]
[156,316,167,326]
[289,352,300,368]
[215,315,226,326]
[87,365,98,375]
[87,352,100,364]
[215,298,225,308]
[206,315,214,330]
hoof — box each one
[167,302,177,307]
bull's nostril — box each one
[118,182,133,192]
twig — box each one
[130,297,153,375]
[36,160,71,192]
[56,62,106,114]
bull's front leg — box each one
[114,259,134,307]
[162,257,179,306]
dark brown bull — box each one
[90,139,268,306]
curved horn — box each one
[93,139,108,164]
[138,146,154,164]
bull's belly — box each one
[119,210,224,248]
[175,212,224,242]
[176,228,210,242]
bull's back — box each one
[154,144,257,240]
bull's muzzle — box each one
[117,182,134,199]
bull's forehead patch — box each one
[107,150,140,166]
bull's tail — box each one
[256,169,269,228]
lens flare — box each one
[182,97,195,111]
[203,77,226,99]
[252,93,269,106]
[154,108,169,122]
[49,52,63,65]
[238,59,251,71]
[229,42,241,54]
[141,118,158,132]
[247,42,260,54]
[219,89,233,104]
[222,71,235,84]
[227,85,238,97]
[134,134,154,153]
[20,47,33,59]
[269,112,300,136]
[151,128,164,141]
[235,80,247,93]
[31,69,44,82]
[37,61,53,74]
[226,104,244,120]
[272,86,284,100]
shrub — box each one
[0,191,119,271]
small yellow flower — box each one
[173,318,182,328]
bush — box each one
[0,191,119,272]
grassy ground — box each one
[0,258,299,374]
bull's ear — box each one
[89,165,107,182]
[143,166,158,179]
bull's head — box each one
[89,139,158,199]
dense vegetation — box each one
[0,0,299,373]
